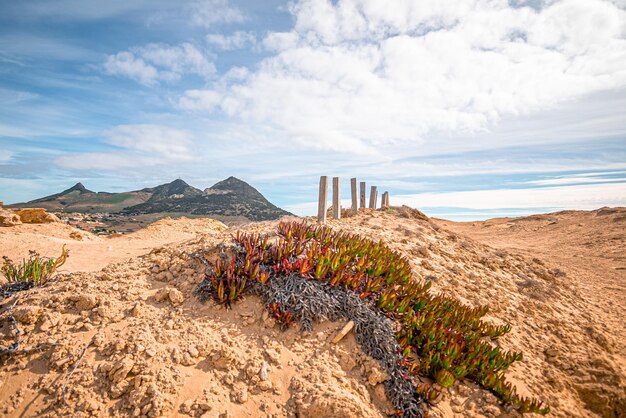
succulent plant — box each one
[195,221,550,416]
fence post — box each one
[332,177,341,219]
[318,176,328,223]
[369,186,377,209]
[359,182,366,209]
[350,178,358,213]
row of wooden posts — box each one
[317,176,389,222]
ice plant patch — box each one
[196,222,550,416]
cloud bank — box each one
[180,0,626,153]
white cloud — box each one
[186,0,246,27]
[206,31,256,50]
[104,51,159,85]
[180,0,626,154]
[55,124,196,170]
[178,89,223,111]
[103,43,215,86]
[393,182,626,210]
[105,124,194,160]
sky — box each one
[1,0,625,220]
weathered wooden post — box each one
[318,176,328,223]
[332,177,341,219]
[359,182,366,209]
[381,192,389,209]
[350,178,358,213]
[369,186,377,209]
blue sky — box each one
[1,0,625,220]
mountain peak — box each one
[169,178,189,187]
[62,182,93,195]
[147,179,202,201]
[210,176,255,192]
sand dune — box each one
[0,208,624,417]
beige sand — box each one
[0,208,624,417]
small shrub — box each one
[1,246,69,287]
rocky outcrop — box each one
[0,208,22,227]
[14,208,61,224]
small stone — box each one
[92,333,105,347]
[13,305,43,324]
[259,361,269,381]
[181,400,193,414]
[75,294,97,311]
[367,366,388,386]
[109,358,134,383]
[131,303,142,317]
[545,348,558,357]
[257,380,272,391]
[264,348,281,365]
[197,402,211,411]
[168,288,184,305]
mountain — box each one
[124,177,291,221]
[9,182,151,213]
[9,177,291,221]
[30,182,94,202]
[140,178,204,201]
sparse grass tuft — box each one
[2,246,69,287]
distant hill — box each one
[124,177,291,221]
[9,177,292,221]
[9,182,151,213]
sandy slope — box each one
[0,208,624,418]
[0,217,228,273]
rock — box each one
[109,358,135,383]
[69,231,83,240]
[131,303,142,317]
[257,380,273,391]
[76,294,97,311]
[154,287,184,305]
[259,361,269,381]
[12,305,43,324]
[233,383,248,404]
[197,402,211,411]
[367,366,388,386]
[545,348,558,358]
[0,208,21,227]
[180,400,193,414]
[154,288,170,302]
[264,348,281,365]
[14,208,60,224]
[168,288,184,305]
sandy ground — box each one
[0,217,229,273]
[0,208,624,417]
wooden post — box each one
[381,192,389,209]
[318,176,328,223]
[369,186,377,209]
[359,182,366,209]
[350,178,357,213]
[332,177,341,219]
